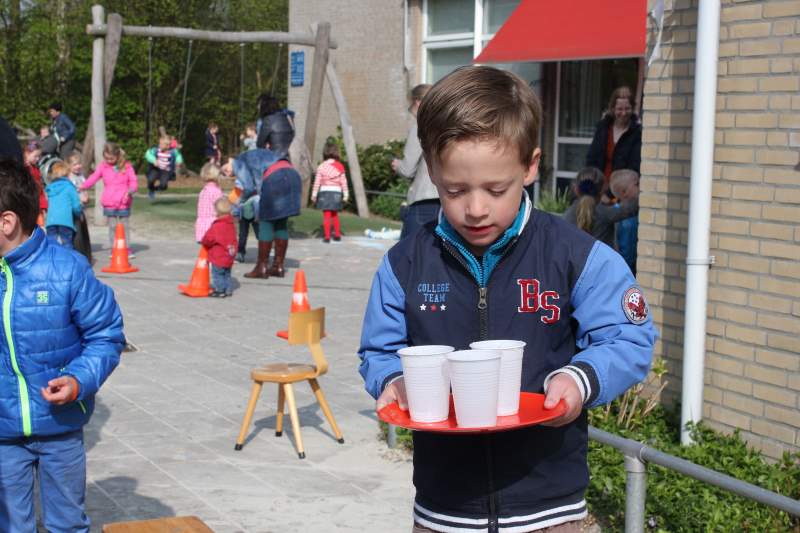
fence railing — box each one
[385,424,800,532]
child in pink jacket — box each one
[311,142,349,242]
[81,142,138,255]
[195,163,224,243]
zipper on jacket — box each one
[477,287,489,340]
[1,259,32,436]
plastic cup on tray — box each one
[447,349,502,428]
[398,345,454,423]
[470,340,526,416]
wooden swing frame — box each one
[85,4,370,220]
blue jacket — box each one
[233,148,280,196]
[45,178,81,231]
[0,228,124,440]
[358,195,656,532]
[52,113,75,144]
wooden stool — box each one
[235,307,344,458]
[102,515,213,532]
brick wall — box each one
[639,0,800,459]
[288,0,415,161]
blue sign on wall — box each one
[291,51,304,87]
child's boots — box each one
[244,241,272,279]
[268,239,288,278]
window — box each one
[553,59,639,193]
[427,46,474,83]
[484,0,519,34]
[427,0,475,36]
[422,0,521,83]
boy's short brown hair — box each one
[0,159,40,234]
[417,66,541,167]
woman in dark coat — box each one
[585,86,642,192]
[256,95,295,159]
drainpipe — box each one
[680,0,721,445]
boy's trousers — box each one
[0,430,89,533]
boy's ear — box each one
[522,148,542,187]
[0,211,20,238]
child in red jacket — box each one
[201,197,238,298]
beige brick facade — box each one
[288,0,422,161]
[641,0,800,459]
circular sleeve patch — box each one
[622,286,649,324]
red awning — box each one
[475,0,647,64]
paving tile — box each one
[83,229,412,531]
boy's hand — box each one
[41,376,80,405]
[391,159,400,172]
[376,377,407,411]
[541,373,582,427]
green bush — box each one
[589,405,800,532]
[536,188,572,214]
[369,180,409,220]
[324,129,407,220]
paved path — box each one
[84,229,412,532]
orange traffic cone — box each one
[178,247,211,297]
[277,270,310,339]
[101,224,138,274]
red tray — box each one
[377,392,567,433]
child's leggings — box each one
[257,218,288,241]
[106,216,130,248]
[323,210,340,239]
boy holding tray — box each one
[358,66,656,532]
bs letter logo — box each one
[516,279,560,324]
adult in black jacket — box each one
[585,86,641,182]
[256,94,295,159]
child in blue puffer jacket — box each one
[44,160,82,249]
[0,159,125,532]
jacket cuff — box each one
[543,362,599,406]
[380,371,404,395]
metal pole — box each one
[590,426,800,517]
[680,0,721,445]
[624,455,646,533]
[387,424,397,449]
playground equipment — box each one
[84,5,370,221]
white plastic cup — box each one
[398,345,454,423]
[470,340,526,416]
[447,350,502,428]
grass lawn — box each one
[131,196,401,238]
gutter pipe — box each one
[680,0,721,445]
